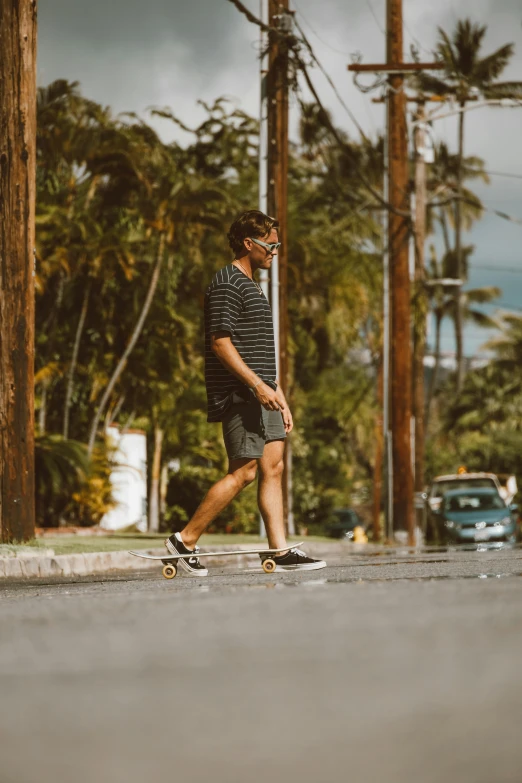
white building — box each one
[101,425,148,531]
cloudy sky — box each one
[38,0,522,355]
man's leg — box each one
[257,439,287,551]
[257,438,326,571]
[180,458,258,549]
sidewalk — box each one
[0,540,366,581]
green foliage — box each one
[35,435,90,526]
[68,440,117,526]
[428,309,522,488]
[34,78,387,530]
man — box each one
[165,209,326,575]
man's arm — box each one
[211,332,282,413]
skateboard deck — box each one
[129,543,303,579]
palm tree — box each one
[425,245,501,427]
[484,313,522,371]
[419,19,522,390]
[425,248,457,427]
[427,141,488,245]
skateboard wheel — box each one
[262,559,276,574]
[162,564,177,579]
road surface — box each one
[2,544,522,783]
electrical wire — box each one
[403,18,433,59]
[365,0,385,36]
[480,203,522,227]
[485,170,522,181]
[226,0,270,31]
[228,0,410,218]
[292,1,354,57]
[472,264,522,274]
[294,17,370,142]
[294,51,409,217]
[433,193,522,228]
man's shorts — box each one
[222,396,286,461]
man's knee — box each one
[229,459,258,488]
[259,457,284,480]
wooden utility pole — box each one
[348,0,442,545]
[0,0,37,543]
[412,102,428,532]
[267,0,294,534]
[386,0,413,543]
[372,353,384,541]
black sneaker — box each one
[165,533,208,576]
[262,548,326,572]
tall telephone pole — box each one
[386,0,413,543]
[0,0,38,543]
[266,0,294,535]
[349,0,443,544]
[412,101,428,532]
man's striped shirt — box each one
[204,263,277,422]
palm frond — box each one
[473,44,515,84]
[483,82,522,99]
[464,286,502,304]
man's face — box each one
[246,227,279,270]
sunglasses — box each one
[250,237,281,253]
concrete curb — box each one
[0,541,372,581]
[0,549,161,580]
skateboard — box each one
[128,543,303,580]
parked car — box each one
[324,508,366,540]
[427,472,503,514]
[436,488,519,544]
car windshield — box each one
[444,493,506,512]
[432,478,496,497]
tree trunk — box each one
[63,281,91,438]
[160,462,168,521]
[38,378,48,435]
[87,233,166,455]
[148,424,163,533]
[454,104,466,391]
[106,393,125,429]
[0,0,38,543]
[120,409,136,436]
[426,310,442,431]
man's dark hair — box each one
[227,210,279,257]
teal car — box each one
[439,488,519,544]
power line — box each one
[294,51,409,216]
[403,18,432,58]
[486,205,522,227]
[497,303,522,312]
[226,0,270,31]
[485,170,522,181]
[293,10,379,133]
[227,0,410,218]
[455,196,522,228]
[293,17,370,143]
[292,2,353,57]
[365,0,385,35]
[472,263,522,275]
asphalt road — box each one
[2,544,522,783]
